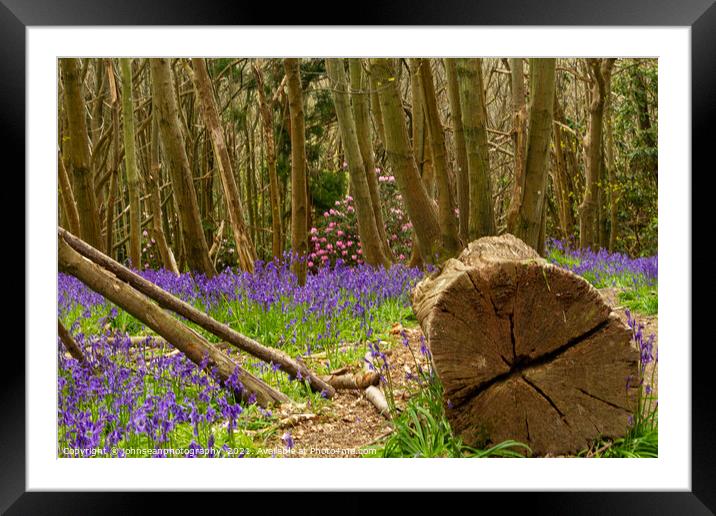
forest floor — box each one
[57,243,658,458]
[262,287,658,458]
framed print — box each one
[3,0,712,512]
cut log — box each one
[411,234,639,456]
[59,227,335,399]
[58,235,288,407]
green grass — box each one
[372,373,530,458]
[619,285,658,316]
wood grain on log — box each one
[412,234,639,456]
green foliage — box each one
[309,169,348,213]
[377,375,530,458]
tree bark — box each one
[58,154,81,237]
[253,64,283,259]
[579,59,615,250]
[119,58,142,268]
[58,234,288,407]
[59,227,335,399]
[60,58,103,250]
[506,58,528,232]
[455,58,495,239]
[150,58,216,276]
[411,234,639,456]
[416,58,460,256]
[605,77,618,252]
[348,58,392,260]
[284,59,309,284]
[370,58,442,263]
[444,58,470,243]
[192,58,257,272]
[512,59,556,253]
[148,113,180,274]
[326,59,390,268]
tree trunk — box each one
[444,58,470,243]
[192,58,257,272]
[506,58,528,232]
[150,58,216,276]
[348,58,392,260]
[367,61,387,154]
[416,58,460,256]
[326,59,390,268]
[579,59,615,250]
[119,58,142,268]
[455,58,495,239]
[605,77,618,252]
[284,59,309,284]
[58,234,288,407]
[411,234,639,456]
[58,154,81,236]
[59,227,335,399]
[252,65,283,259]
[370,58,442,263]
[105,60,120,260]
[148,113,180,274]
[60,58,103,250]
[512,59,556,253]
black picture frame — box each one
[3,0,711,512]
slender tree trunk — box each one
[150,58,215,276]
[367,61,387,153]
[605,77,618,251]
[455,58,495,239]
[553,94,578,239]
[506,58,528,231]
[370,58,442,263]
[348,58,392,260]
[513,58,556,253]
[253,64,283,259]
[60,58,103,250]
[105,60,120,260]
[326,59,390,268]
[444,58,470,243]
[284,58,309,284]
[192,58,257,272]
[148,113,179,274]
[58,154,81,236]
[416,58,460,255]
[579,58,615,250]
[119,58,142,268]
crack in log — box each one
[450,317,610,409]
[522,375,570,427]
[576,387,633,414]
[509,313,516,365]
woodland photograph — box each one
[57,57,657,458]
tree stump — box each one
[411,234,640,456]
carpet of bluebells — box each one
[58,259,424,457]
[57,239,658,458]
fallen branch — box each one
[59,227,335,399]
[321,371,381,390]
[363,351,391,419]
[58,319,86,363]
[58,235,288,407]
